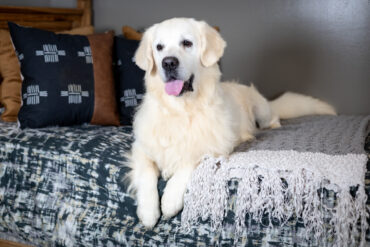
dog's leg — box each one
[130,144,160,228]
[161,165,195,219]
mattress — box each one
[0,117,369,246]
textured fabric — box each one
[0,26,94,123]
[183,115,370,247]
[8,22,118,128]
[114,36,145,125]
[0,117,369,246]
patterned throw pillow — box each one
[0,26,94,123]
[8,22,119,128]
[114,36,145,125]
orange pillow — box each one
[0,25,95,122]
[122,25,220,41]
[0,81,3,108]
[0,29,22,122]
[58,26,94,35]
[122,26,143,40]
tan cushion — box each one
[122,25,220,41]
[0,26,95,122]
[122,26,143,40]
[122,26,143,41]
[58,26,95,35]
[0,80,3,108]
[0,29,22,122]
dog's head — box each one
[134,18,226,97]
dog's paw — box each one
[161,187,184,219]
[137,204,160,228]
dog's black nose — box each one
[162,56,179,71]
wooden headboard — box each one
[0,0,92,31]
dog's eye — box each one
[181,40,193,48]
[156,44,164,51]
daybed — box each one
[0,1,369,246]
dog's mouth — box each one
[164,74,194,96]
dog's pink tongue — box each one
[165,80,184,96]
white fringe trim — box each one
[181,150,368,247]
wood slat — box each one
[0,5,83,15]
[0,13,81,22]
[0,239,32,247]
[77,0,92,26]
[0,20,73,31]
[0,2,91,31]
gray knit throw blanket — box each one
[181,115,370,247]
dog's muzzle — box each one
[161,56,194,96]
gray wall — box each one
[2,0,369,114]
[94,0,369,115]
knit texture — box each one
[182,115,370,247]
[235,115,369,155]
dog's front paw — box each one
[137,204,160,228]
[161,187,184,219]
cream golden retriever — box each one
[127,18,336,228]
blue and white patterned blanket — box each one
[0,117,369,246]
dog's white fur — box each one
[127,18,336,228]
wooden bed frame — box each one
[0,0,91,31]
[0,1,91,246]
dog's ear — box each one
[198,21,226,67]
[134,25,156,74]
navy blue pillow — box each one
[8,22,119,128]
[114,36,145,125]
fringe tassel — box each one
[181,153,369,246]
